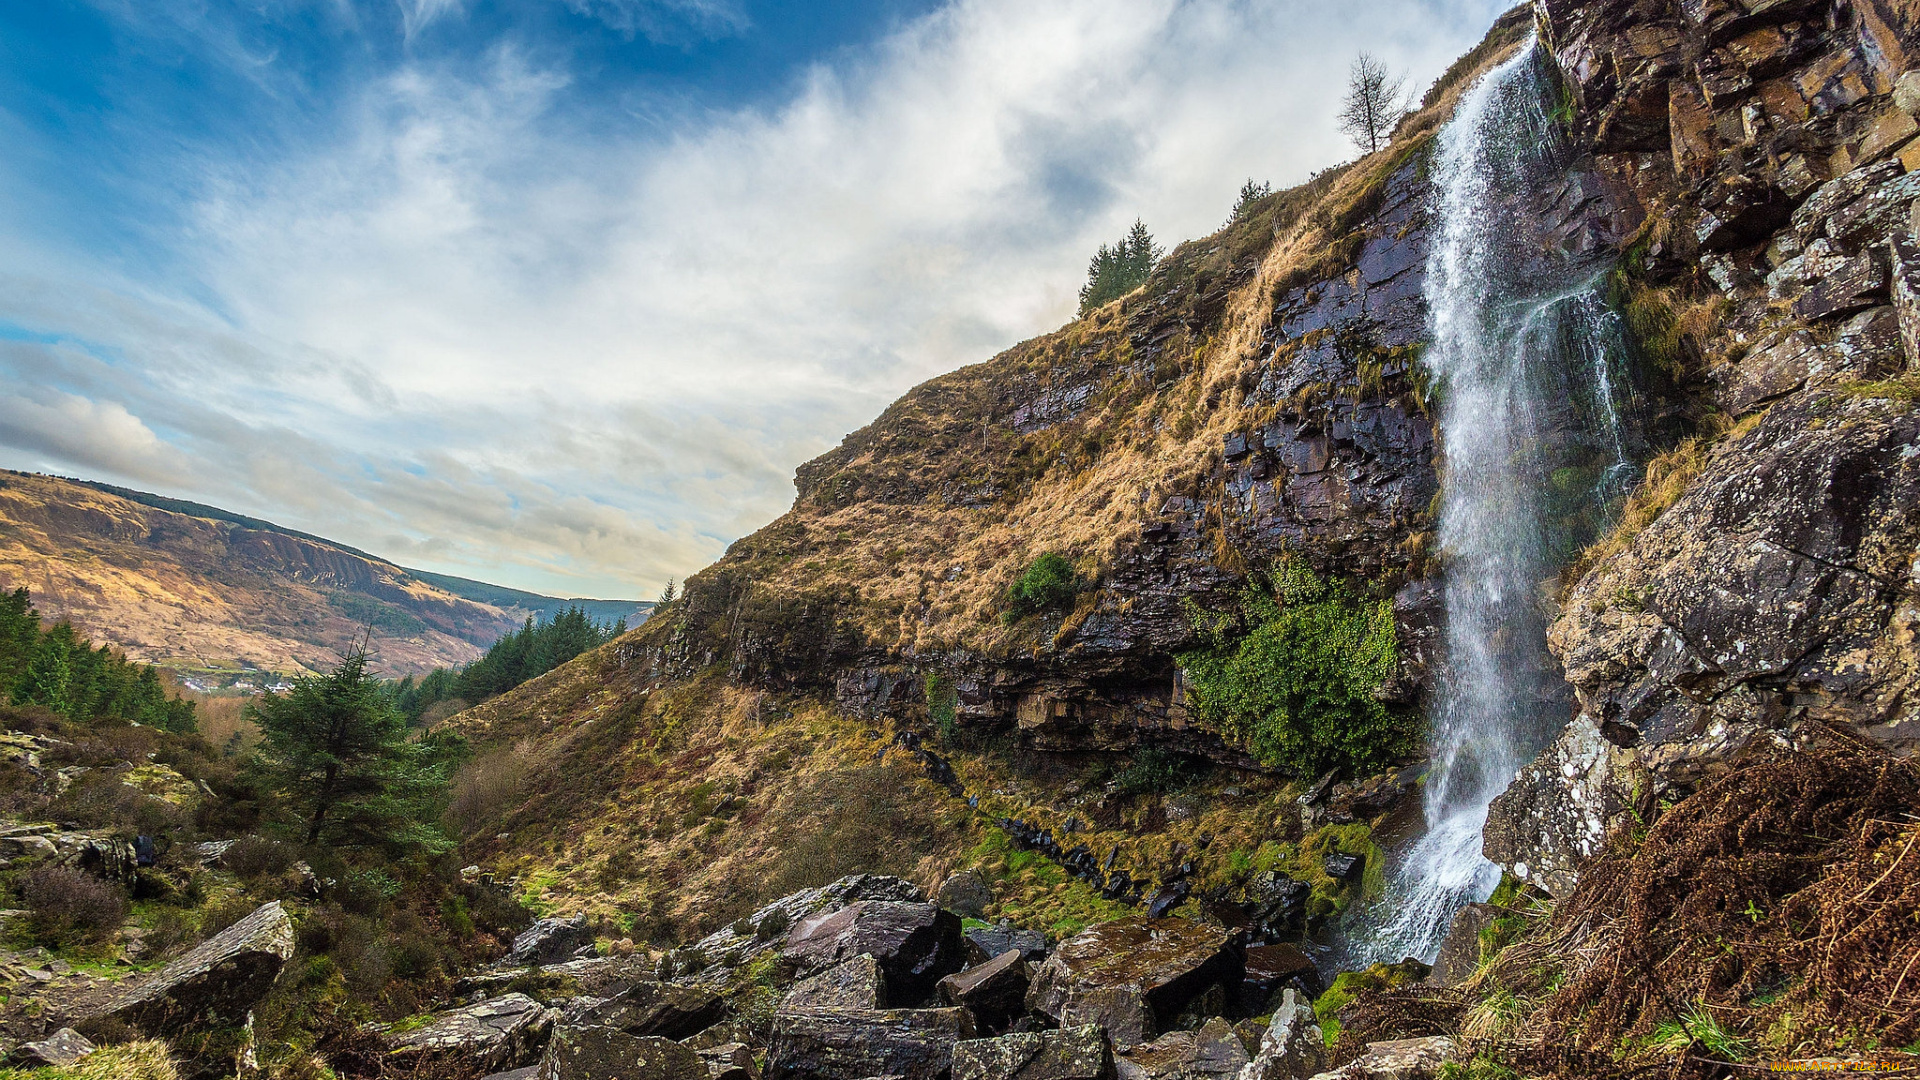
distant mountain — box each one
[0,471,651,678]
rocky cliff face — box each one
[1484,0,1920,897]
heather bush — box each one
[22,864,129,943]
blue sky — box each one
[0,0,1510,599]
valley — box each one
[0,0,1918,1077]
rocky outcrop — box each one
[1307,1037,1452,1080]
[565,980,726,1040]
[8,1028,94,1068]
[1026,918,1243,1050]
[74,901,293,1042]
[507,915,592,967]
[677,875,926,978]
[388,993,556,1074]
[1115,1017,1251,1080]
[1485,0,1920,897]
[787,955,890,1011]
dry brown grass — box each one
[1557,410,1762,596]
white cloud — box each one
[0,368,185,486]
[0,0,1509,598]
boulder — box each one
[698,1042,762,1080]
[938,871,995,920]
[76,901,294,1041]
[509,916,592,967]
[1322,854,1364,883]
[9,1027,94,1068]
[1116,1018,1248,1080]
[1239,991,1325,1080]
[567,979,726,1040]
[787,954,889,1011]
[1306,1036,1453,1080]
[538,1026,706,1080]
[784,901,966,1006]
[1026,917,1244,1050]
[937,949,1029,1033]
[1431,905,1499,987]
[388,993,556,1074]
[1241,944,1324,1011]
[965,926,1050,964]
[767,1007,976,1080]
[952,1025,1114,1080]
[483,1069,538,1080]
[684,875,927,977]
[1891,230,1920,370]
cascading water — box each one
[1359,40,1642,962]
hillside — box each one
[439,0,1920,1071]
[0,471,651,678]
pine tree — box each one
[1078,220,1164,314]
[15,636,72,718]
[248,642,457,850]
[1228,179,1273,224]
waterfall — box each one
[1360,39,1639,962]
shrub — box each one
[22,865,130,943]
[1005,553,1079,620]
[221,836,300,880]
[445,743,530,839]
[1178,558,1412,775]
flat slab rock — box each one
[9,1027,95,1068]
[389,993,556,1074]
[766,1006,977,1080]
[76,901,294,1040]
[687,875,927,974]
[539,1026,706,1080]
[566,979,726,1040]
[1026,917,1242,1049]
[951,1024,1114,1080]
[1308,1037,1454,1080]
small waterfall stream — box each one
[1358,40,1641,963]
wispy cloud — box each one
[0,0,1507,598]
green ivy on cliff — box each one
[1177,559,1409,775]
